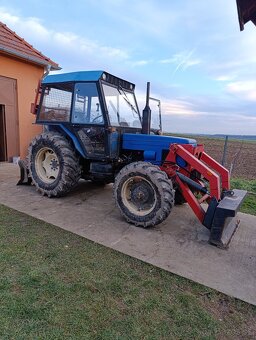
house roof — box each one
[0,22,60,70]
[236,0,256,31]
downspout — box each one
[43,64,51,79]
[42,64,51,132]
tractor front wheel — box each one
[28,132,81,197]
[113,162,174,227]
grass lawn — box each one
[0,204,255,339]
[231,178,256,215]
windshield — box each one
[149,97,162,131]
[102,84,141,128]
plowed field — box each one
[195,137,255,180]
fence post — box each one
[221,135,228,166]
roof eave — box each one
[236,0,256,31]
[0,46,61,70]
[236,0,245,31]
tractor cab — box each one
[36,71,144,160]
[36,70,194,165]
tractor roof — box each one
[43,70,104,84]
[236,0,256,30]
[42,70,136,91]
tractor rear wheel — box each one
[28,132,81,197]
[113,162,174,227]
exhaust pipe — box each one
[141,82,151,134]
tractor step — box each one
[208,189,247,248]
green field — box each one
[231,179,256,215]
[0,204,255,339]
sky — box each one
[0,0,256,134]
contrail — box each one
[171,48,196,77]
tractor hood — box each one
[122,133,196,164]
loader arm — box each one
[162,144,247,248]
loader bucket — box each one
[17,160,32,185]
[209,189,247,248]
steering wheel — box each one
[92,115,103,123]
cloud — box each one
[0,7,130,68]
[159,93,256,134]
[203,29,256,86]
[138,87,256,134]
[162,111,256,134]
[162,99,200,116]
[131,60,152,67]
[0,10,49,41]
[1,2,255,135]
[226,81,256,101]
[215,75,237,82]
[86,0,179,41]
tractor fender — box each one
[58,124,86,158]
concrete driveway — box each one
[0,163,255,305]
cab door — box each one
[71,82,107,159]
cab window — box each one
[72,83,104,125]
[102,84,141,128]
[39,83,73,122]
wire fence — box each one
[195,136,256,181]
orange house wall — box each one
[0,54,43,159]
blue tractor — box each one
[19,70,246,248]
